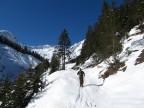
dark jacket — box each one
[77,69,85,76]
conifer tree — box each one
[11,72,28,108]
[50,53,60,74]
[58,29,71,70]
[0,77,12,108]
[32,64,45,93]
[80,25,95,62]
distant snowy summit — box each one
[30,40,85,61]
[30,45,58,61]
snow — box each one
[129,26,141,35]
[0,30,21,45]
[0,30,41,79]
[30,45,57,61]
[27,25,144,108]
[30,40,84,61]
[69,40,85,59]
[26,68,101,108]
[0,44,40,79]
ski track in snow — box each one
[27,69,101,108]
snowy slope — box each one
[0,30,40,79]
[0,30,21,45]
[26,25,144,108]
[69,40,85,59]
[30,40,84,61]
[30,45,58,61]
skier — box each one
[77,68,85,87]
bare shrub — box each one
[101,56,125,79]
[135,50,144,65]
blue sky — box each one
[0,0,123,46]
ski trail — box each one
[83,89,97,108]
[73,87,82,108]
[74,86,97,108]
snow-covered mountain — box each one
[0,30,21,45]
[0,30,40,79]
[30,45,58,61]
[27,24,144,108]
[69,40,85,60]
[30,40,85,61]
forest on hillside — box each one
[77,0,144,65]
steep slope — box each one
[27,25,144,108]
[69,40,85,60]
[0,30,40,79]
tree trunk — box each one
[62,46,65,70]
